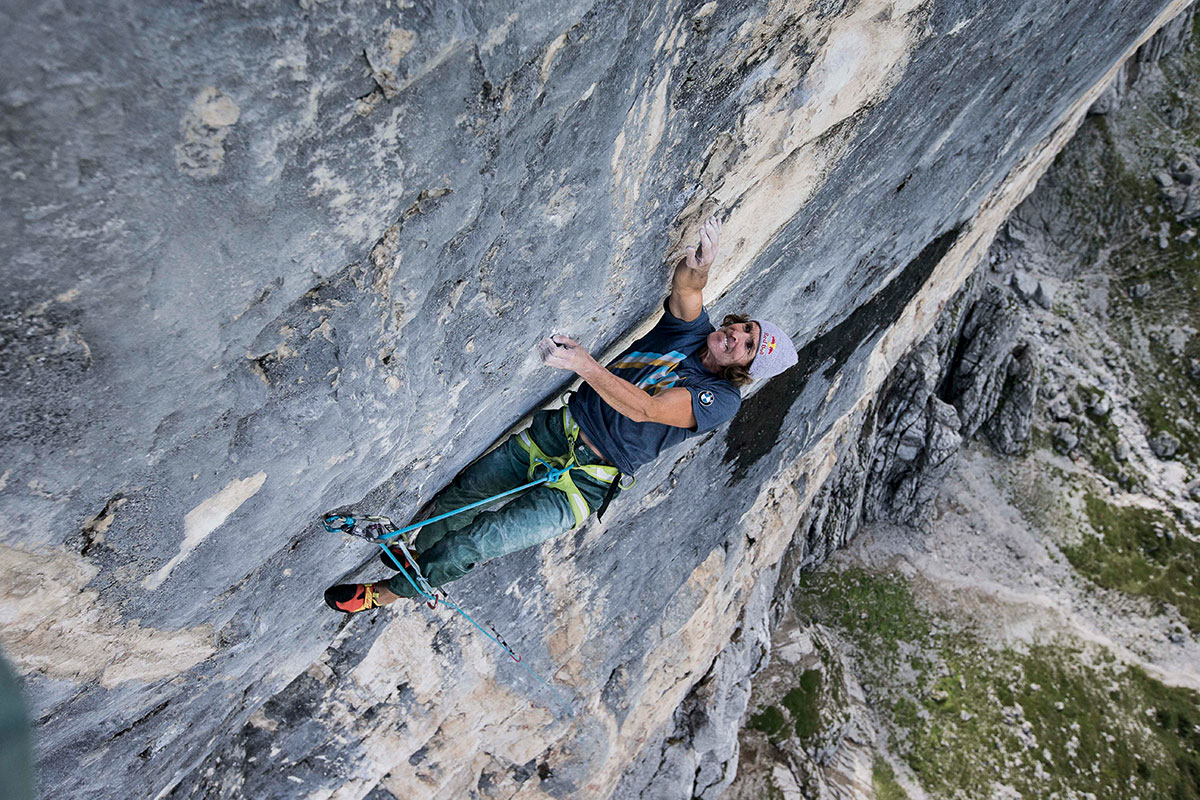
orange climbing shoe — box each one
[324,582,382,613]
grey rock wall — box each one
[0,0,1191,797]
[797,271,1038,576]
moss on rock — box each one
[782,670,823,739]
[871,757,910,800]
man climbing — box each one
[325,216,798,613]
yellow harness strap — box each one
[515,408,621,529]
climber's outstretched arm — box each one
[667,215,722,323]
[537,336,698,428]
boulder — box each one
[1087,393,1112,418]
[1171,154,1200,185]
[1009,271,1042,302]
[1049,393,1074,421]
[1149,430,1180,459]
[1033,281,1055,309]
[1054,424,1079,454]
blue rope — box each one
[375,463,568,542]
[377,539,577,718]
[326,458,576,715]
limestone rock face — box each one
[0,0,1191,797]
[869,340,964,526]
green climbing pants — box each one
[385,409,613,597]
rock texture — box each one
[724,615,877,800]
[0,1,1193,798]
[731,7,1200,795]
[795,275,1039,567]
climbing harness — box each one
[323,512,576,717]
[514,406,632,528]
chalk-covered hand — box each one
[684,215,722,273]
[537,334,594,374]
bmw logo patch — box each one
[699,390,715,407]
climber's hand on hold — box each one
[537,334,595,375]
[684,214,722,274]
[670,214,722,322]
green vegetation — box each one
[796,567,1200,799]
[1142,383,1197,461]
[749,704,787,738]
[1007,15,1200,637]
[1028,425,1055,455]
[1063,492,1200,631]
[1072,384,1136,487]
[1085,115,1200,473]
[1029,21,1200,476]
[746,25,1200,798]
[795,568,931,653]
[871,758,910,800]
[782,670,822,738]
[746,665,837,745]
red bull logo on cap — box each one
[758,334,777,357]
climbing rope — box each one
[322,463,570,546]
[322,509,577,718]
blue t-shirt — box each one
[568,301,742,475]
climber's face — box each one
[706,320,760,369]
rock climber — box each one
[325,216,798,613]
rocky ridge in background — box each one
[0,1,1195,798]
[729,7,1200,797]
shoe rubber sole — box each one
[324,583,373,613]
